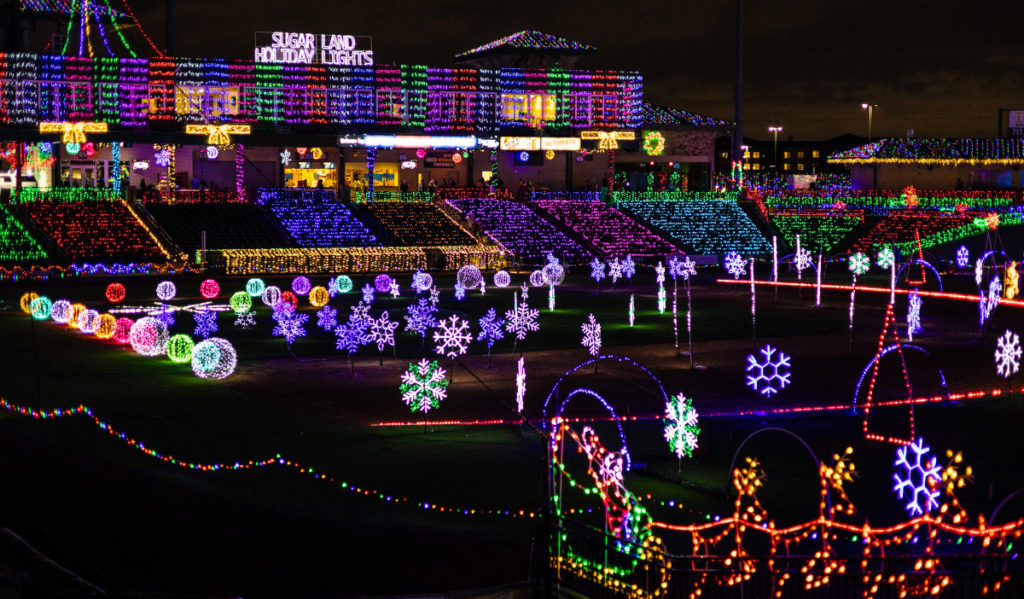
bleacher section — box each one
[771,214,864,253]
[619,200,771,255]
[534,200,678,257]
[146,202,292,251]
[258,189,381,248]
[365,202,477,246]
[852,212,973,252]
[0,204,48,262]
[448,198,592,263]
[22,199,167,260]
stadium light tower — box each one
[768,126,782,169]
[861,103,878,143]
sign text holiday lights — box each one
[254,31,374,66]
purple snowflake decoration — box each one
[316,305,339,331]
[404,298,438,340]
[335,314,370,355]
[272,310,309,345]
[193,310,218,339]
[477,307,506,350]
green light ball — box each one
[166,334,195,364]
[29,296,52,320]
[246,278,266,297]
[335,275,353,293]
[230,291,253,314]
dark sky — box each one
[129,0,1024,141]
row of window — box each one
[742,150,821,160]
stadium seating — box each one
[619,200,771,255]
[364,202,476,246]
[534,200,678,257]
[448,198,592,263]
[0,204,47,262]
[771,214,863,253]
[258,189,380,248]
[146,202,292,251]
[851,212,973,251]
[22,199,166,260]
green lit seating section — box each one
[0,204,47,262]
[771,215,863,253]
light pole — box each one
[861,103,878,143]
[768,126,782,170]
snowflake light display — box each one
[404,298,438,342]
[795,248,813,273]
[956,245,970,269]
[848,252,871,276]
[477,308,506,351]
[669,255,697,281]
[350,302,371,325]
[515,356,526,414]
[664,393,700,459]
[608,258,623,284]
[454,282,467,300]
[153,304,175,329]
[191,337,237,380]
[745,344,791,396]
[428,285,440,306]
[580,313,602,356]
[279,149,292,166]
[362,283,375,305]
[520,282,529,301]
[272,309,309,345]
[390,280,401,299]
[400,359,448,413]
[434,314,472,359]
[493,270,511,288]
[505,296,540,343]
[995,329,1021,378]
[480,279,487,296]
[154,149,171,167]
[892,437,941,516]
[877,246,895,270]
[907,290,922,339]
[234,310,256,329]
[316,305,338,331]
[193,310,218,339]
[655,262,666,285]
[724,251,747,279]
[975,258,985,288]
[156,280,176,301]
[367,311,399,352]
[621,255,636,280]
[334,315,370,355]
[981,277,1002,325]
[590,258,606,284]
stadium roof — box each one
[641,102,732,130]
[829,138,1024,165]
[455,30,597,60]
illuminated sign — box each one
[580,130,636,150]
[356,135,478,149]
[39,121,108,144]
[541,137,581,151]
[174,86,239,118]
[500,136,581,152]
[401,160,418,170]
[255,31,373,66]
[500,137,540,151]
[132,160,150,171]
[185,124,252,146]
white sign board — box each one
[255,31,373,66]
[1009,110,1024,138]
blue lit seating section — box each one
[258,189,380,248]
[770,215,863,253]
[618,200,771,255]
[0,204,48,262]
[145,202,293,251]
[364,201,477,246]
[22,199,165,260]
[448,198,592,263]
[534,199,679,257]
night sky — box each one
[128,0,1024,141]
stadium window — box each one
[797,163,805,171]
[783,151,791,159]
[784,163,791,170]
[812,150,820,158]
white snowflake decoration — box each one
[279,148,292,165]
[154,148,171,167]
[664,393,700,459]
[981,277,1002,325]
[234,310,256,329]
[389,280,400,299]
[907,290,922,338]
[515,356,526,414]
[361,283,375,305]
[849,252,871,276]
[434,314,472,359]
[428,285,440,306]
[504,297,540,341]
[316,305,338,331]
[621,255,636,279]
[272,310,309,345]
[724,251,747,279]
[877,246,895,269]
[580,313,602,356]
[590,258,606,283]
[328,277,340,297]
[669,255,697,281]
[995,329,1022,378]
[745,344,791,396]
[609,258,623,283]
[454,282,466,300]
[956,245,970,269]
[350,301,371,325]
[975,258,985,287]
[367,310,399,352]
[795,248,813,273]
[893,437,941,516]
[655,261,666,285]
[399,359,448,413]
[520,282,529,301]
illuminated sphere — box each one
[199,278,220,299]
[542,263,565,286]
[156,280,177,301]
[309,286,330,307]
[191,337,237,380]
[94,314,117,339]
[229,291,252,314]
[493,270,511,288]
[68,303,87,329]
[112,317,134,344]
[374,273,393,293]
[166,334,195,364]
[529,270,546,287]
[129,316,169,356]
[19,292,39,314]
[416,148,426,159]
[105,282,126,303]
[77,309,102,334]
[291,275,312,296]
[457,265,483,290]
[262,285,282,307]
[50,299,72,324]
[246,277,266,297]
[412,271,433,292]
[335,275,353,293]
[280,291,299,309]
[29,296,52,320]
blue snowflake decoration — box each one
[193,310,218,339]
[907,290,922,337]
[328,277,340,297]
[892,437,941,516]
[361,283,375,305]
[272,310,309,345]
[590,258,606,284]
[956,245,970,269]
[335,315,369,354]
[745,344,791,396]
[154,304,175,329]
[477,307,506,349]
[621,255,636,279]
[316,305,338,331]
[454,282,466,301]
[404,298,438,339]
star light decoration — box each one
[590,258,606,284]
[580,313,602,356]
[193,310,218,339]
[907,290,922,339]
[745,344,791,396]
[995,329,1021,378]
[368,311,399,352]
[849,252,871,276]
[404,298,438,341]
[515,356,526,414]
[892,437,941,516]
[316,305,338,331]
[476,307,506,351]
[956,246,970,269]
[399,359,448,413]
[724,251,747,279]
[876,246,895,270]
[272,308,309,345]
[664,393,700,459]
[434,315,472,359]
[361,284,375,305]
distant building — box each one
[716,134,866,175]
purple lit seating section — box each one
[534,199,679,257]
[22,199,164,260]
[447,198,592,263]
[364,201,477,246]
[851,212,973,251]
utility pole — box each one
[165,0,174,56]
[732,0,743,163]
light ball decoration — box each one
[112,317,134,344]
[494,270,511,288]
[335,275,354,294]
[50,299,72,324]
[199,278,221,299]
[94,314,117,339]
[229,291,253,314]
[374,273,394,293]
[280,291,299,309]
[412,271,433,292]
[105,282,126,303]
[129,316,169,356]
[262,285,282,307]
[542,263,565,286]
[457,265,483,290]
[246,278,266,297]
[166,334,195,364]
[309,286,330,307]
[529,270,545,287]
[77,309,102,334]
[191,337,238,380]
[156,280,177,301]
[68,303,87,329]
[291,275,312,296]
[29,296,52,320]
[19,292,39,314]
